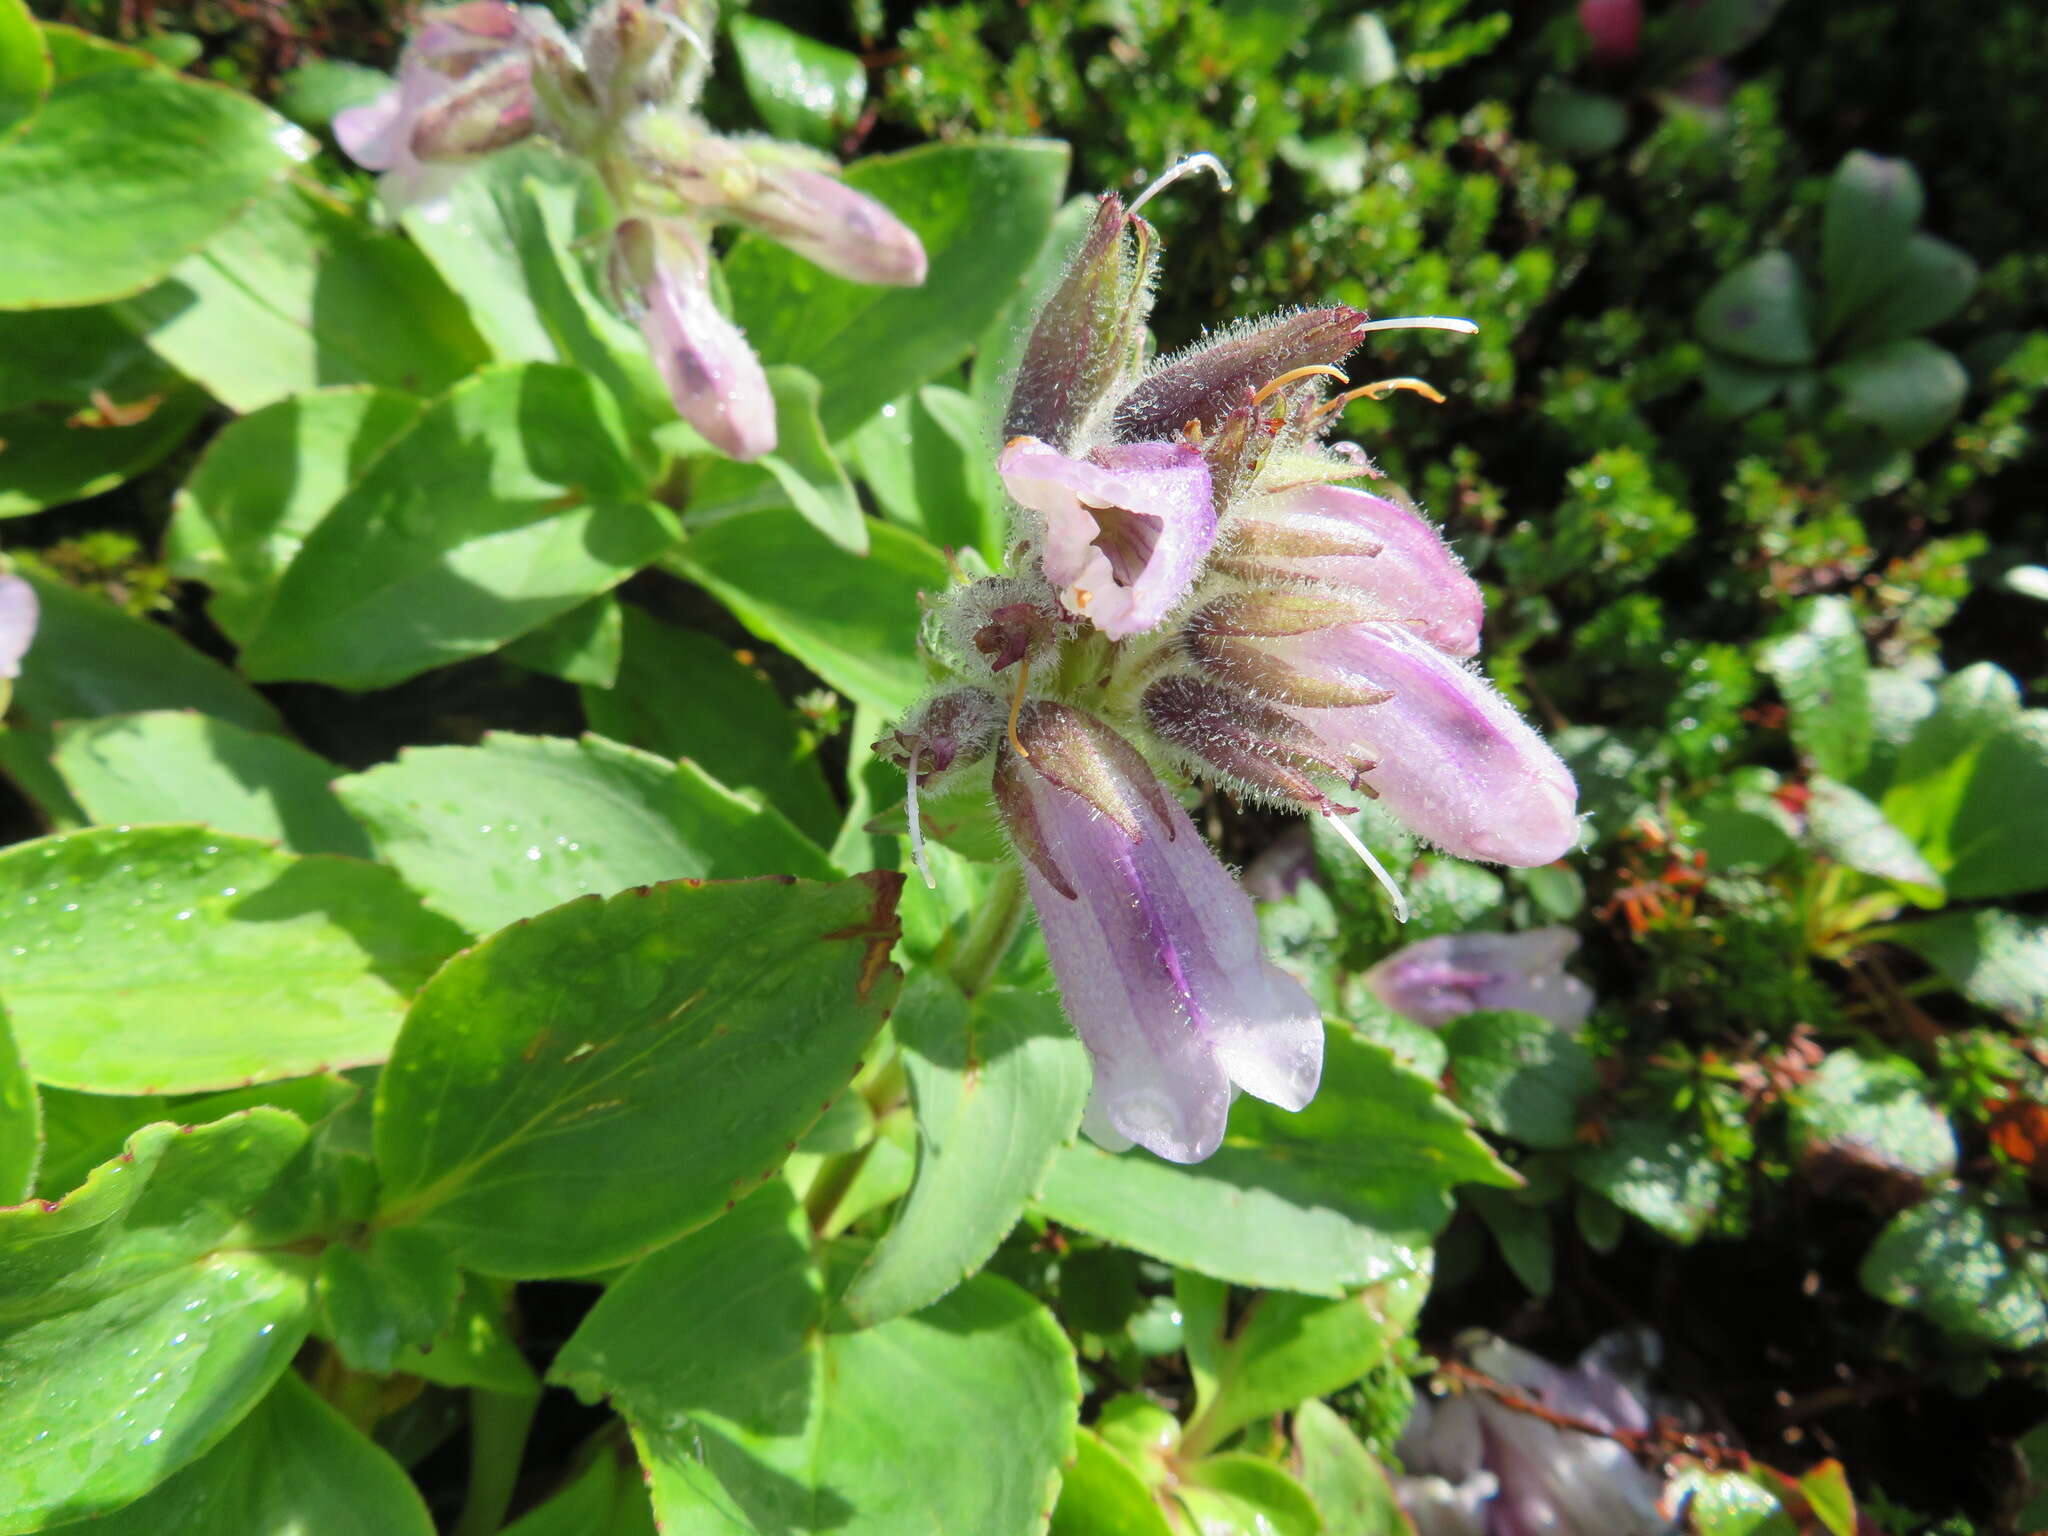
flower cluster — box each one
[880,167,1581,1162]
[335,0,925,460]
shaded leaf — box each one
[1575,1117,1725,1243]
[1442,1010,1597,1150]
[1859,1189,2048,1351]
[1695,252,1816,368]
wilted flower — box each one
[1397,1332,1675,1536]
[879,158,1580,1160]
[0,572,36,681]
[1365,927,1595,1032]
[337,0,926,460]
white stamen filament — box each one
[905,750,936,890]
[1128,153,1233,215]
[1356,315,1480,336]
[1324,812,1410,924]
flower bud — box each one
[1182,589,1396,708]
[406,52,536,160]
[578,0,699,115]
[1111,307,1368,442]
[1141,673,1369,814]
[1005,194,1156,448]
[937,574,1064,680]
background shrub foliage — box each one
[2,0,2044,1531]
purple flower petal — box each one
[1227,483,1484,656]
[998,437,1217,641]
[994,704,1321,1162]
[726,160,928,287]
[1364,928,1593,1031]
[1280,623,1580,866]
[620,219,777,461]
[0,573,38,680]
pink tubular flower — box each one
[993,701,1322,1163]
[1364,927,1594,1031]
[998,437,1217,641]
[0,572,37,680]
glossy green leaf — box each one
[1859,1188,2048,1351]
[0,826,465,1093]
[29,1088,163,1200]
[240,364,677,690]
[1174,1456,1323,1536]
[839,977,1090,1327]
[0,1002,35,1202]
[1442,1010,1597,1150]
[1828,338,1967,450]
[581,607,839,844]
[1838,235,1976,352]
[0,1112,315,1529]
[9,568,282,735]
[726,13,865,146]
[117,180,488,414]
[557,1185,1077,1536]
[1292,1398,1409,1536]
[1893,908,2048,1031]
[82,1371,435,1536]
[335,731,836,934]
[1574,1117,1725,1243]
[673,508,949,718]
[1665,1466,1797,1536]
[0,64,300,308]
[1695,252,1816,368]
[167,385,425,647]
[1049,1428,1177,1536]
[1182,1269,1427,1458]
[1757,597,1870,782]
[1788,1051,1955,1184]
[501,593,623,688]
[845,383,1004,563]
[0,0,49,139]
[692,365,867,553]
[1036,1031,1514,1294]
[0,386,205,518]
[725,140,1069,437]
[1882,663,2048,899]
[1803,777,1941,901]
[315,1226,460,1376]
[1820,151,1924,338]
[374,873,902,1276]
[52,710,370,858]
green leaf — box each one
[1859,1188,2048,1351]
[673,507,950,717]
[408,1279,539,1395]
[501,593,623,688]
[1664,1466,1797,1536]
[334,731,836,935]
[1820,151,1924,338]
[1695,252,1817,368]
[0,0,49,140]
[1036,1031,1514,1294]
[0,1112,315,1529]
[1174,1456,1324,1536]
[272,56,389,131]
[726,13,865,146]
[0,1002,36,1202]
[1469,1184,1556,1297]
[845,383,1005,563]
[968,191,1094,440]
[838,977,1090,1328]
[239,364,678,690]
[1804,777,1942,902]
[1798,1461,1858,1536]
[1181,1270,1426,1458]
[725,140,1069,438]
[1882,663,2048,899]
[1049,1429,1176,1536]
[1892,908,2048,1031]
[1838,235,1977,352]
[556,1185,1077,1536]
[1528,82,1629,157]
[9,568,282,735]
[0,302,168,412]
[166,385,425,646]
[373,873,902,1276]
[1292,1398,1409,1536]
[315,1227,460,1375]
[81,1371,435,1536]
[1788,1050,1955,1185]
[52,710,370,858]
[0,825,465,1094]
[1827,338,1967,450]
[691,365,868,553]
[1442,1010,1597,1150]
[0,63,299,308]
[1575,1117,1725,1243]
[29,1088,163,1199]
[0,386,206,518]
[500,1449,657,1535]
[117,180,487,414]
[581,606,839,844]
[1757,596,1870,782]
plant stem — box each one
[946,861,1028,999]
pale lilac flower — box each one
[1364,927,1594,1031]
[612,219,775,461]
[334,1,536,212]
[993,700,1322,1163]
[998,437,1217,642]
[0,573,36,680]
[1397,1333,1673,1536]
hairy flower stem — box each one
[944,861,1030,999]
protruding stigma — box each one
[1323,811,1410,924]
[1356,315,1479,335]
[1128,152,1234,215]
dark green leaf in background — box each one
[1893,908,2048,1032]
[373,873,902,1276]
[0,386,206,519]
[845,383,1004,563]
[1695,251,1817,368]
[1838,236,1976,353]
[0,826,465,1093]
[1828,339,1968,450]
[1574,1117,1726,1243]
[1442,1009,1598,1150]
[334,731,836,935]
[1820,151,1924,339]
[501,593,623,688]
